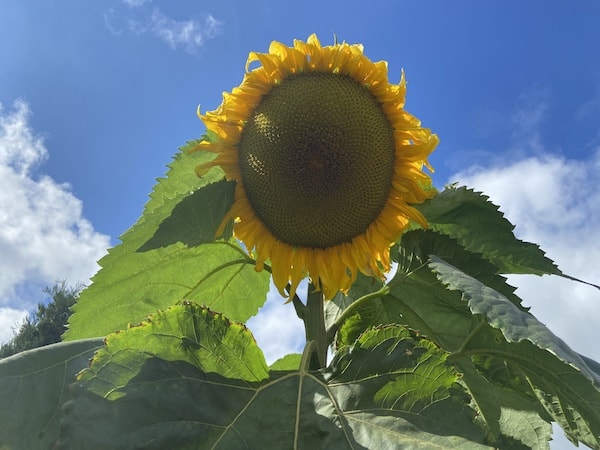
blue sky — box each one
[1,2,600,447]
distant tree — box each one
[0,282,82,358]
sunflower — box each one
[192,34,438,300]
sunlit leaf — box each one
[80,302,269,396]
[269,353,302,371]
[65,143,268,340]
[324,272,385,348]
[0,338,103,450]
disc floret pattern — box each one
[239,72,395,249]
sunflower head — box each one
[192,34,438,300]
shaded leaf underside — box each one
[430,257,600,448]
[0,338,103,450]
[59,303,489,449]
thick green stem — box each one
[303,282,327,370]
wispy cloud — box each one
[0,100,110,343]
[103,8,123,36]
[509,88,550,156]
[104,4,223,53]
[118,6,224,53]
[146,9,223,52]
[121,0,152,7]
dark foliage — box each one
[0,282,81,358]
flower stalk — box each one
[303,282,328,370]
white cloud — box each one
[0,307,28,345]
[246,281,306,365]
[0,99,47,173]
[0,100,110,342]
[148,9,223,52]
[103,8,123,37]
[127,8,224,53]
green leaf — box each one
[324,272,385,347]
[328,231,595,447]
[334,230,524,352]
[324,326,488,448]
[59,304,490,449]
[138,179,235,251]
[65,143,269,340]
[0,338,103,450]
[79,302,270,397]
[67,240,269,340]
[324,291,355,337]
[396,230,524,308]
[416,186,560,276]
[465,328,600,449]
[429,255,600,386]
[430,256,600,448]
[269,353,302,371]
[458,358,553,449]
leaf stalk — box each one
[326,285,390,343]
